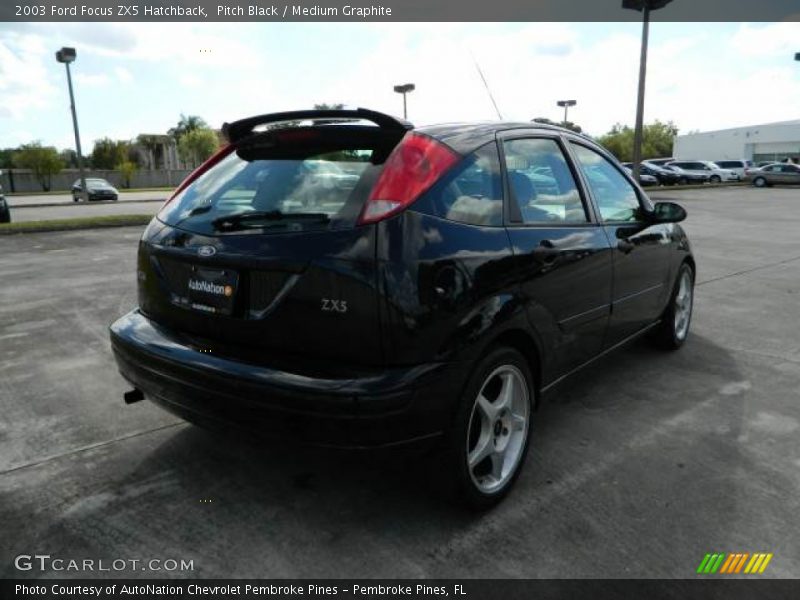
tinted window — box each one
[781,165,800,173]
[717,161,739,169]
[159,147,379,234]
[416,142,502,226]
[503,138,587,224]
[570,143,641,222]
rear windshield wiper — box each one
[212,210,330,231]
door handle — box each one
[617,239,635,254]
[532,240,559,263]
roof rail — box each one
[222,108,413,143]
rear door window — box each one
[502,138,588,224]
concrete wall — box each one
[674,120,800,161]
[0,168,193,193]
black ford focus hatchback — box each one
[110,108,694,507]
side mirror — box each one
[650,201,686,224]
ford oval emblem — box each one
[197,245,217,257]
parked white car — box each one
[666,160,739,183]
[715,159,754,179]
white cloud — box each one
[731,22,800,59]
[75,72,111,86]
[2,22,800,149]
[179,74,203,88]
[0,31,58,134]
[114,66,133,84]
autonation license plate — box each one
[186,266,238,315]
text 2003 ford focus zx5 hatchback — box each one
[110,108,695,507]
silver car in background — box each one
[747,163,800,187]
[666,160,739,183]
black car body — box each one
[72,178,119,201]
[622,165,658,186]
[110,109,695,506]
[0,183,9,223]
[625,162,681,185]
[661,164,709,185]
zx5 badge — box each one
[321,299,348,313]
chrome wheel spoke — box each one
[468,431,493,468]
[476,393,496,421]
[489,451,505,481]
[496,373,515,412]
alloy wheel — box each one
[466,365,530,494]
[674,269,693,341]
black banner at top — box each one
[2,0,800,22]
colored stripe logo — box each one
[697,552,773,574]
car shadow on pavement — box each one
[16,333,758,578]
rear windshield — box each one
[158,130,396,235]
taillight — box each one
[358,132,459,225]
[162,143,234,206]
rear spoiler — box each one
[222,108,413,144]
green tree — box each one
[136,134,164,169]
[312,103,349,126]
[117,160,138,189]
[91,138,129,169]
[169,114,208,141]
[532,117,583,134]
[598,120,679,162]
[13,142,63,191]
[178,128,219,168]
[0,148,16,169]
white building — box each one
[673,120,800,164]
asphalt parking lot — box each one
[6,191,166,223]
[9,200,161,223]
[1,186,799,579]
[7,190,167,208]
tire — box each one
[73,195,79,202]
[709,175,721,183]
[679,177,689,185]
[650,263,694,350]
[439,346,534,509]
[753,177,767,188]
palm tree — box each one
[168,114,208,141]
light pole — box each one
[393,83,415,120]
[556,100,577,126]
[56,47,88,202]
[622,0,673,183]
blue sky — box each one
[1,22,798,153]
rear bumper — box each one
[110,310,465,449]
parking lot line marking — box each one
[697,254,800,287]
[0,332,30,340]
[0,421,185,477]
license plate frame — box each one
[185,266,239,316]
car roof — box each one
[416,121,595,154]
